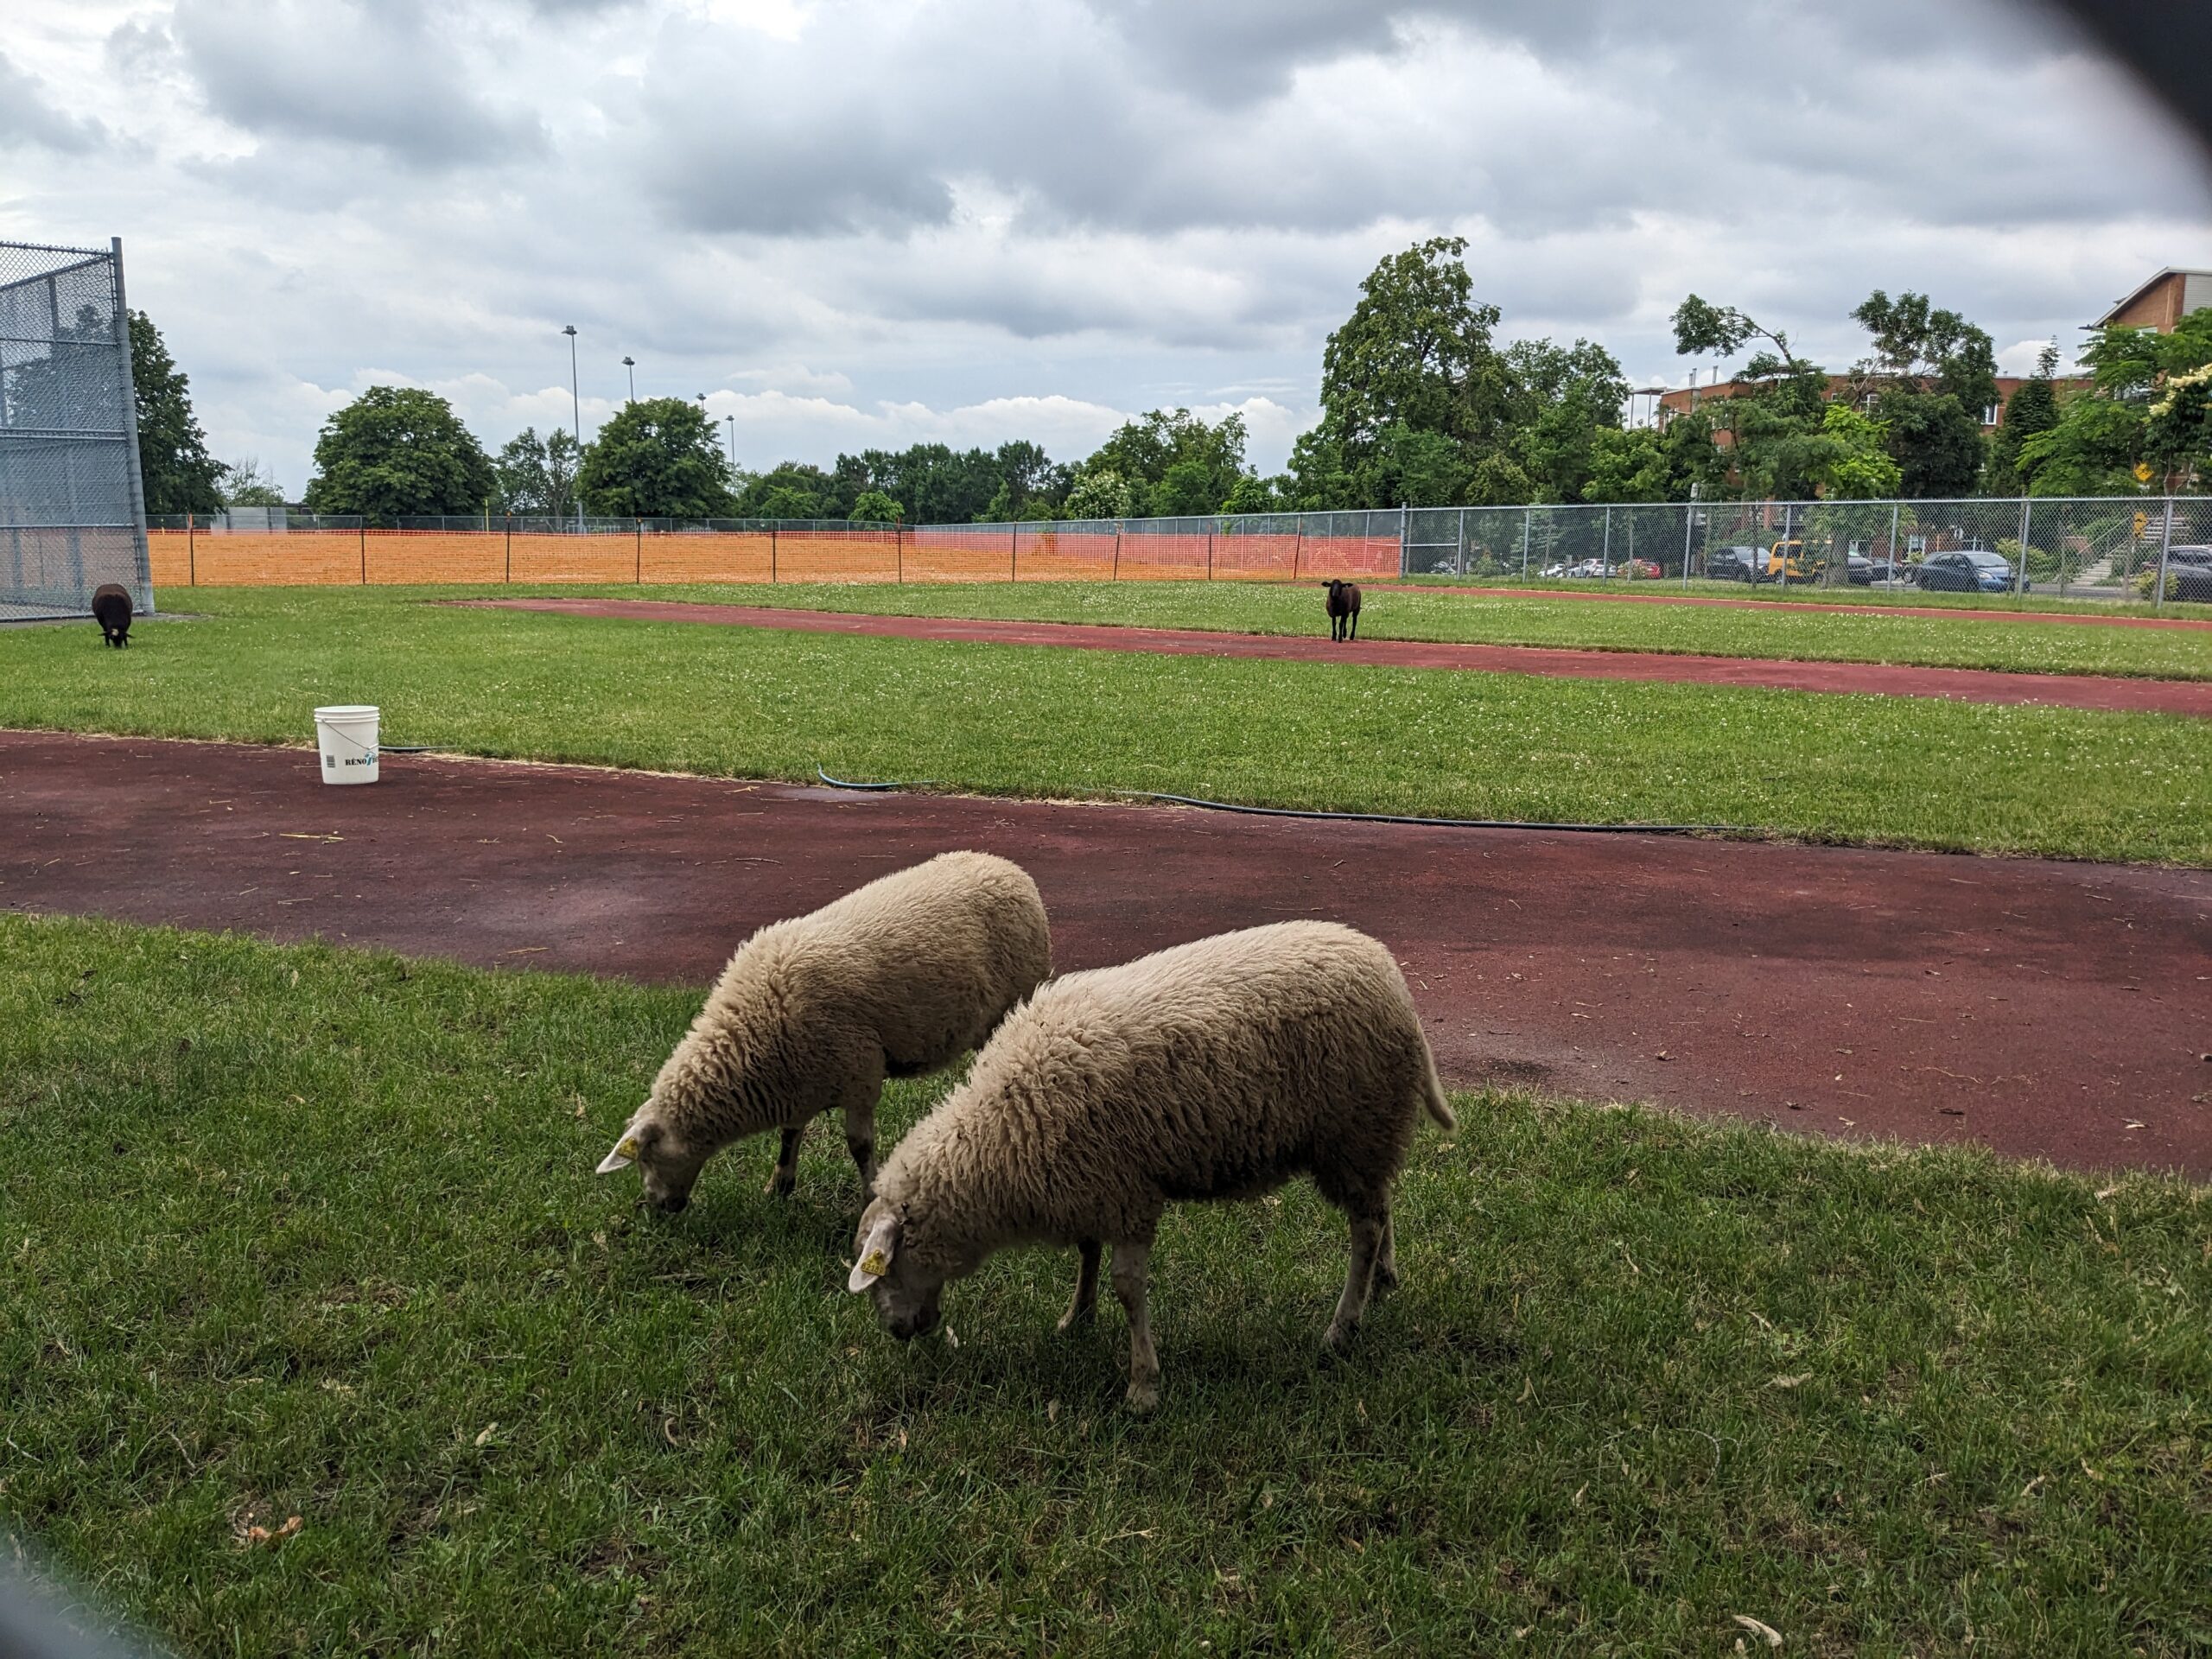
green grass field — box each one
[626,578,2212,681]
[4,587,2210,862]
[5,915,2206,1656]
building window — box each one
[1983,403,2001,426]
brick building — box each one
[2094,268,2212,333]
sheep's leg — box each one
[841,1095,879,1202]
[1058,1240,1102,1332]
[1110,1239,1160,1412]
[1324,1208,1386,1351]
[765,1124,803,1198]
[1372,1206,1399,1295]
[1348,609,1358,642]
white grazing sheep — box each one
[597,850,1051,1213]
[848,919,1453,1409]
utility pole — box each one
[563,325,582,531]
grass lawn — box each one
[5,586,2210,863]
[3,914,2206,1656]
[620,579,2212,682]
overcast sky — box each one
[5,0,2209,493]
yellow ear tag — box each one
[616,1135,640,1160]
[859,1249,890,1277]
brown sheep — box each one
[91,584,133,648]
[1321,578,1361,641]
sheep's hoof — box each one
[1124,1378,1160,1413]
[1321,1319,1359,1354]
[1372,1264,1401,1295]
[1056,1305,1096,1335]
[764,1173,796,1199]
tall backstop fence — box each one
[143,494,2212,607]
[0,238,152,622]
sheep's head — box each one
[594,1109,710,1214]
[848,1198,942,1341]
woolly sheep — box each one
[1321,578,1361,642]
[596,850,1051,1214]
[92,584,133,648]
[849,919,1453,1410]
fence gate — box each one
[0,238,152,621]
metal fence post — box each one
[1778,502,1793,591]
[634,518,643,584]
[188,512,197,587]
[1290,516,1302,580]
[1113,519,1122,582]
[1398,504,1409,576]
[1889,501,1900,576]
[359,518,366,585]
[2155,497,2174,609]
[1601,505,1612,582]
[1206,521,1214,580]
[770,525,778,584]
[1522,507,1531,581]
[1011,522,1019,582]
[1680,502,1692,588]
[1457,505,1467,576]
[896,519,904,583]
[504,513,512,582]
[2015,496,2031,597]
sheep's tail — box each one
[1421,1050,1456,1132]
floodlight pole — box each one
[724,415,736,469]
[622,356,635,404]
[563,324,582,531]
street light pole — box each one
[724,414,736,469]
[621,355,635,404]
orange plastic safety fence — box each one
[147,524,1408,589]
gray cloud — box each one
[170,0,547,168]
[3,0,2206,488]
[0,52,106,152]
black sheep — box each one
[91,584,133,648]
[1320,578,1361,642]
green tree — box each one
[1063,468,1135,520]
[216,456,286,508]
[1078,409,1248,516]
[127,311,223,515]
[1221,474,1282,514]
[1846,290,1998,498]
[1370,423,1472,506]
[1580,428,1673,503]
[1502,337,1630,501]
[849,490,904,523]
[574,397,735,519]
[2013,309,2212,495]
[1671,294,1834,498]
[1812,403,1904,499]
[492,427,581,516]
[301,386,495,524]
[1873,391,1984,498]
[735,463,837,519]
[1988,345,2061,491]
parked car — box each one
[2164,544,2212,601]
[1914,549,2025,593]
[1561,558,1611,578]
[1763,539,1825,582]
[1701,546,1762,582]
[1859,556,1913,586]
[1622,557,1662,579]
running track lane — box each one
[1345,582,2212,630]
[460,599,2212,717]
[5,732,2207,1176]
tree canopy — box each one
[492,427,582,517]
[128,311,224,515]
[2018,310,2212,495]
[300,387,495,524]
[574,397,734,518]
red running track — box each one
[462,598,2212,718]
[5,732,2207,1176]
[1348,582,2212,630]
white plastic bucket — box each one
[313,704,380,785]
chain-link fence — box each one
[1401,497,2212,603]
[0,238,152,622]
[137,496,2212,607]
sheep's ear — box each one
[595,1133,641,1174]
[848,1213,899,1292]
